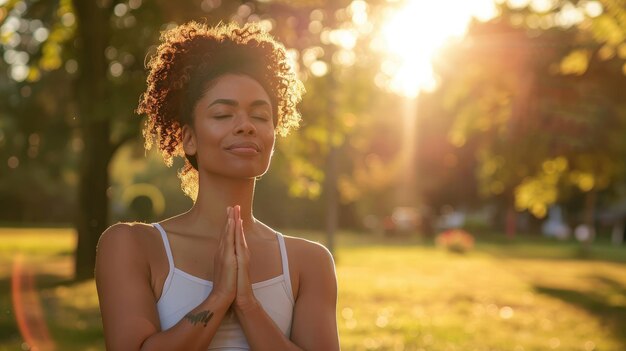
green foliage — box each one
[515,157,568,217]
[0,0,399,223]
[494,0,626,76]
[560,49,591,75]
[436,10,626,219]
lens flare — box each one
[376,0,499,97]
[12,253,56,351]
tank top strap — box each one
[275,232,294,303]
[152,223,175,271]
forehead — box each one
[203,74,271,105]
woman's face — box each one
[183,73,276,179]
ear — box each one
[182,124,197,156]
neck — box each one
[185,171,259,238]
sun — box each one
[375,0,499,97]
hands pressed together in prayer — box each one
[212,205,257,314]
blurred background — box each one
[1,0,625,350]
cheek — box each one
[265,131,276,149]
[196,123,224,145]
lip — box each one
[225,141,261,155]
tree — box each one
[435,2,626,236]
[2,0,395,278]
[1,0,239,280]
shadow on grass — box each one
[332,231,626,262]
[0,274,76,298]
[475,239,626,264]
[534,275,626,349]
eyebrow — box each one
[208,99,271,108]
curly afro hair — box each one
[137,21,305,200]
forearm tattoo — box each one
[184,310,214,327]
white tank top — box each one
[152,223,295,350]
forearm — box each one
[139,294,231,351]
[235,301,302,351]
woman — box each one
[95,21,339,350]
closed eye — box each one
[213,115,232,119]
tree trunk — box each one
[505,205,517,239]
[505,192,517,238]
[581,188,597,253]
[75,121,111,280]
[72,0,112,281]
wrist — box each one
[207,291,234,311]
[234,295,261,315]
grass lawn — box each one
[1,228,625,350]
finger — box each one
[233,205,240,249]
[223,207,232,233]
[236,219,249,261]
[221,218,232,249]
[234,217,240,253]
[223,218,234,246]
[240,219,248,249]
[226,216,236,252]
[227,206,233,226]
[236,219,247,248]
[219,207,232,246]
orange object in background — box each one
[435,229,475,253]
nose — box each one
[232,112,257,136]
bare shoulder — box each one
[96,222,160,273]
[282,235,336,270]
[97,222,156,253]
[96,223,165,349]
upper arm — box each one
[289,240,339,350]
[95,223,161,351]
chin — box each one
[211,167,269,180]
